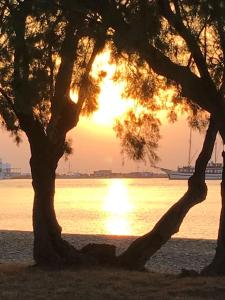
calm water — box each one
[0,178,222,239]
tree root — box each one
[33,232,83,267]
[34,238,118,268]
[201,244,225,276]
[179,269,200,278]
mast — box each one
[214,138,217,164]
[188,127,192,166]
[68,161,71,174]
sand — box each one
[0,230,217,274]
[2,231,225,299]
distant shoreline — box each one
[0,230,216,274]
[2,174,167,180]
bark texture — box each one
[18,115,80,266]
[31,144,79,265]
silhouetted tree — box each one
[2,0,225,275]
[58,1,225,274]
[99,0,225,275]
[0,0,106,265]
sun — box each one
[90,49,134,126]
[70,47,178,127]
[70,49,134,126]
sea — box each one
[0,178,222,239]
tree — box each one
[2,0,225,275]
[97,0,225,275]
[0,0,107,265]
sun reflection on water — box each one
[106,217,130,235]
[103,180,133,235]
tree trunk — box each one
[116,118,217,270]
[201,131,225,275]
[30,136,80,266]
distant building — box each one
[92,170,112,177]
[0,158,21,179]
[0,159,10,178]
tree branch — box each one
[139,40,216,112]
[214,5,225,94]
[12,0,32,114]
[158,0,212,83]
[76,35,106,119]
[50,20,79,116]
[46,18,80,143]
[0,86,15,111]
[108,1,218,114]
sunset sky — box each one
[1,109,210,174]
[0,49,218,174]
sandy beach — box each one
[2,231,225,299]
[0,230,217,274]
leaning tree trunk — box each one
[116,117,218,270]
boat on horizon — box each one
[161,161,222,180]
[161,128,223,180]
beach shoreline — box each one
[0,230,217,274]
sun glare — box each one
[70,89,78,103]
[106,217,131,235]
[103,180,133,235]
[103,180,132,214]
[69,49,134,126]
[91,50,134,126]
[70,47,178,127]
[153,87,179,122]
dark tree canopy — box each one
[100,0,225,160]
[0,0,106,139]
